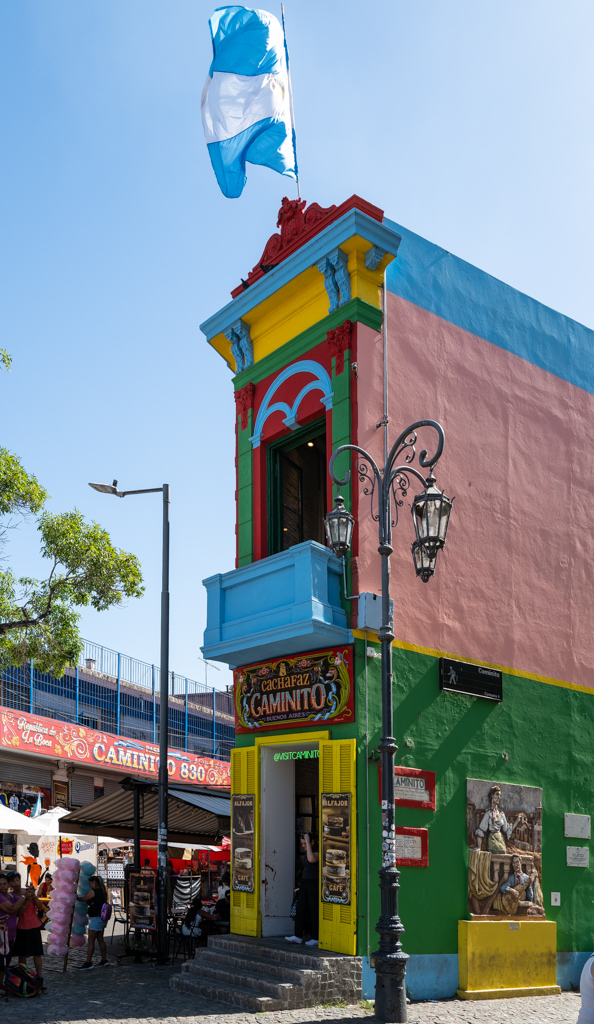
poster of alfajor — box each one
[231,795,255,893]
[321,794,351,905]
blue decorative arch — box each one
[249,360,333,448]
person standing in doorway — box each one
[286,833,319,947]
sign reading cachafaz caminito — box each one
[234,648,354,733]
[0,706,230,788]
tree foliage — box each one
[0,448,144,675]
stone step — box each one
[181,960,303,1005]
[171,972,283,1012]
[170,934,363,1010]
[192,945,322,985]
[209,933,346,969]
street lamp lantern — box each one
[327,420,452,1024]
[410,475,454,582]
[411,539,438,582]
[324,494,355,557]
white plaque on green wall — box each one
[567,846,589,867]
[564,814,591,839]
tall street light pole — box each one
[89,479,170,965]
[324,422,453,1023]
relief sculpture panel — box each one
[467,778,545,918]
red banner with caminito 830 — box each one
[234,647,354,733]
[0,705,231,788]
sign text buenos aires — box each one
[234,648,354,733]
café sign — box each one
[234,647,354,733]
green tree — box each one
[0,447,144,674]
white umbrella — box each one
[29,807,70,836]
[0,804,36,835]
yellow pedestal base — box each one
[457,919,561,1000]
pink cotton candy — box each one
[69,934,86,948]
[49,944,69,957]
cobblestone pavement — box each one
[0,954,581,1024]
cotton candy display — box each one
[47,858,81,956]
[70,860,97,948]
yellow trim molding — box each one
[352,629,594,696]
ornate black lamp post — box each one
[325,421,453,1023]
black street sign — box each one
[439,658,502,701]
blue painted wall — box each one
[384,216,594,396]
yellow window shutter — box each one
[230,746,260,936]
[319,738,357,955]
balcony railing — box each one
[0,639,235,761]
[202,540,352,667]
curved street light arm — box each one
[328,443,382,489]
[386,464,427,491]
[385,419,444,478]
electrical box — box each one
[357,592,394,633]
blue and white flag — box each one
[202,6,297,198]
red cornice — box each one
[231,195,383,299]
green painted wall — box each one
[236,408,253,567]
[355,637,594,957]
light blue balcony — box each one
[202,541,352,668]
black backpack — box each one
[4,964,43,998]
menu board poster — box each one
[128,872,156,930]
[321,794,351,906]
[232,795,255,894]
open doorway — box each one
[267,421,327,555]
[260,742,319,937]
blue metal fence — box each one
[0,640,234,761]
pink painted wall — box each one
[355,294,594,689]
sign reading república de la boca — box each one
[234,648,354,732]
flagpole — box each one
[281,4,300,199]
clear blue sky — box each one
[1,1,592,692]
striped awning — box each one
[58,785,230,844]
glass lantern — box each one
[411,480,453,554]
[411,539,439,582]
[324,495,355,558]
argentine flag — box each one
[202,6,297,198]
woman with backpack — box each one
[11,873,45,984]
[77,876,110,970]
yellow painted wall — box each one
[208,237,394,371]
[457,920,560,999]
